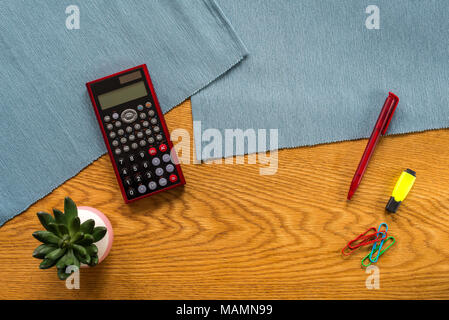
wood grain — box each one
[1,99,449,299]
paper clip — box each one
[377,222,388,234]
[348,231,387,250]
[341,227,377,256]
[369,223,389,263]
[362,236,395,268]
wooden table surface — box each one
[1,99,449,300]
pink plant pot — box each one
[77,206,113,267]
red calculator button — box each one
[159,144,167,152]
[148,147,157,156]
[169,174,178,183]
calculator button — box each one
[145,171,152,179]
[129,135,136,141]
[126,126,133,133]
[121,168,129,175]
[123,146,130,152]
[156,134,163,141]
[148,110,155,117]
[128,188,136,197]
[148,181,157,190]
[106,124,114,130]
[148,137,155,144]
[145,129,152,135]
[148,147,157,156]
[131,143,138,150]
[104,116,111,122]
[138,185,147,194]
[118,158,125,166]
[155,168,164,176]
[162,154,171,162]
[134,124,141,130]
[114,148,122,155]
[118,129,124,136]
[109,132,116,139]
[139,140,147,147]
[115,121,122,128]
[140,113,147,119]
[158,178,167,186]
[135,175,143,183]
[131,164,139,172]
[166,164,174,173]
[150,118,158,125]
[142,161,150,169]
[124,177,132,186]
[112,113,119,120]
[159,144,167,152]
[112,140,119,147]
[137,132,144,139]
[154,126,160,133]
[169,174,178,183]
[129,155,135,162]
[137,105,144,111]
[145,102,152,108]
[121,109,138,123]
[138,151,146,159]
[120,137,127,144]
[152,157,161,166]
[143,121,149,128]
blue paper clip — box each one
[377,223,388,234]
[362,236,396,268]
[369,223,388,263]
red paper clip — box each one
[348,231,387,250]
[341,227,377,256]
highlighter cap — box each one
[386,169,416,213]
[386,196,401,213]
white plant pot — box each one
[77,206,113,267]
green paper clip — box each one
[361,236,396,268]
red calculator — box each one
[87,65,185,203]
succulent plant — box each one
[32,197,107,280]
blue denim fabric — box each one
[0,0,247,225]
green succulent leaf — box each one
[71,231,84,244]
[37,212,55,231]
[32,244,57,259]
[64,197,78,225]
[33,231,61,245]
[72,250,81,268]
[77,234,95,246]
[72,244,88,258]
[92,226,107,242]
[68,217,80,236]
[85,244,98,256]
[56,224,69,236]
[45,248,67,261]
[59,249,80,269]
[80,219,95,234]
[57,267,71,280]
[88,254,99,267]
[46,222,61,237]
[53,209,65,224]
[56,252,71,269]
[84,254,91,265]
[74,249,91,265]
[39,258,57,269]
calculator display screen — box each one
[98,81,148,110]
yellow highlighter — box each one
[386,169,416,213]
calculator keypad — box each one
[103,100,181,200]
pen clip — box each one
[381,92,399,135]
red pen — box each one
[347,92,399,200]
